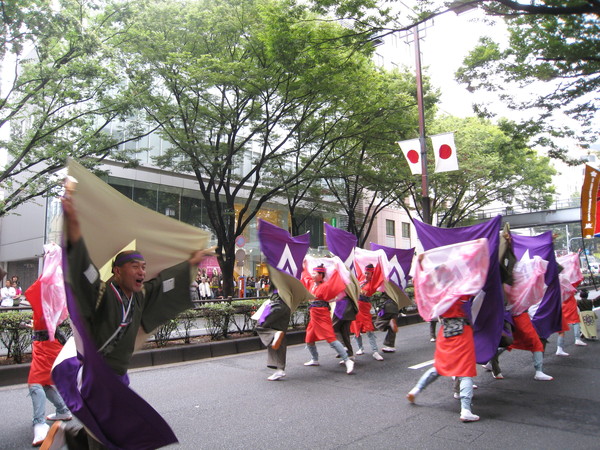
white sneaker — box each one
[381,346,396,353]
[345,359,355,374]
[575,339,588,346]
[481,362,492,372]
[460,409,480,422]
[453,392,460,399]
[556,347,569,356]
[356,348,365,355]
[304,360,320,366]
[406,388,419,403]
[534,371,553,381]
[492,373,504,380]
[430,337,436,342]
[372,351,384,361]
[267,370,286,381]
[45,412,72,421]
[33,423,49,447]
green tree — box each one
[456,5,600,155]
[396,115,556,228]
[308,0,600,155]
[0,0,151,216]
[120,0,384,295]
[320,69,437,245]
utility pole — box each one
[413,25,431,224]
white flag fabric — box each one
[431,132,458,173]
[397,138,422,175]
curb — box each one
[0,315,424,387]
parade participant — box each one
[303,263,354,374]
[25,243,72,447]
[375,293,399,353]
[332,294,358,360]
[488,229,553,380]
[408,238,490,422]
[255,219,313,381]
[556,252,586,355]
[407,295,480,422]
[368,243,414,354]
[42,178,211,449]
[254,283,291,381]
[351,264,383,361]
[324,223,359,361]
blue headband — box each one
[113,252,145,267]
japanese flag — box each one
[397,138,422,175]
[430,132,458,173]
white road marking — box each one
[409,359,434,369]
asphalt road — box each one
[1,320,599,450]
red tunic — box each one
[28,340,64,385]
[305,306,337,343]
[26,279,64,385]
[350,300,375,336]
[561,295,580,326]
[433,299,476,377]
[508,312,544,352]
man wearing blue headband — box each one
[60,195,209,378]
[41,194,211,449]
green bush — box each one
[0,310,33,363]
[177,309,199,344]
[153,318,179,347]
[231,299,263,333]
[198,303,235,340]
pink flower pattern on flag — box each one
[414,238,490,322]
[504,254,548,316]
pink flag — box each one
[397,138,422,175]
[414,238,489,321]
[430,132,458,173]
[504,254,548,316]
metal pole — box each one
[413,25,431,224]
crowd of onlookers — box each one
[191,270,271,301]
[2,270,272,307]
[0,275,24,307]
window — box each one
[402,222,411,239]
[386,219,395,236]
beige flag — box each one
[67,159,211,278]
[383,280,412,308]
[267,265,314,312]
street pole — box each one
[413,25,431,224]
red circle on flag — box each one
[439,144,452,160]
[407,149,420,164]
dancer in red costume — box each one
[303,264,354,374]
[25,244,72,447]
[407,296,480,422]
[350,264,383,361]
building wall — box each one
[363,205,415,250]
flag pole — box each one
[413,25,431,225]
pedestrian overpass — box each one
[475,199,581,230]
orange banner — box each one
[581,164,600,238]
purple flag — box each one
[325,223,357,271]
[52,247,177,449]
[413,216,504,364]
[258,219,310,279]
[511,232,562,339]
[370,243,414,289]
